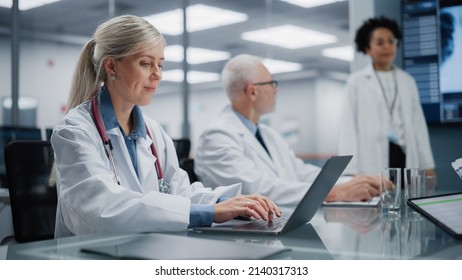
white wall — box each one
[0,38,79,132]
[349,0,374,72]
[1,38,348,156]
[314,77,345,155]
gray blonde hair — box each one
[67,14,165,110]
[221,54,263,101]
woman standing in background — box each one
[338,16,435,177]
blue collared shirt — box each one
[232,107,259,136]
[98,87,213,227]
[100,87,146,176]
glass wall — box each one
[0,0,350,156]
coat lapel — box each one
[106,127,144,192]
[136,133,158,191]
[223,106,278,174]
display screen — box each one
[402,0,462,123]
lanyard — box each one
[374,69,398,116]
[90,94,170,193]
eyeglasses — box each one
[253,80,278,89]
[371,38,398,47]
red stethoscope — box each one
[90,94,171,194]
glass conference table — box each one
[2,202,461,260]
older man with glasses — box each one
[194,54,381,212]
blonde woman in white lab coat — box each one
[50,15,280,238]
[195,54,381,212]
[338,17,435,176]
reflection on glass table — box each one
[323,206,381,233]
[3,206,461,260]
[317,205,459,259]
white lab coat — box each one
[195,105,324,211]
[338,64,435,176]
[52,100,241,238]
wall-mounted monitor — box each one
[402,0,462,123]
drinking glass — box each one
[380,168,401,218]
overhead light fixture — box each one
[0,0,62,10]
[162,70,220,84]
[322,45,354,61]
[279,0,346,9]
[241,25,337,49]
[262,58,303,74]
[164,45,231,64]
[144,4,248,36]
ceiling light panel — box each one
[0,0,62,10]
[322,45,353,61]
[263,58,303,74]
[162,70,220,84]
[164,45,231,64]
[241,25,337,49]
[280,0,346,9]
[144,4,248,36]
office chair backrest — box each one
[179,158,198,183]
[4,140,57,243]
[45,127,53,141]
[172,138,191,161]
[0,126,42,189]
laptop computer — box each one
[193,155,352,235]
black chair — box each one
[0,126,42,188]
[172,138,191,161]
[179,158,198,183]
[3,140,57,243]
[45,127,53,141]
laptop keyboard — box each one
[233,217,288,231]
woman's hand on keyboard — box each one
[213,194,281,223]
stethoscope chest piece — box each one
[158,178,171,194]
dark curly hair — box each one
[355,16,402,54]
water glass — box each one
[425,175,437,196]
[404,168,426,200]
[380,168,401,217]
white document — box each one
[451,158,462,180]
[322,196,380,207]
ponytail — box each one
[67,39,100,111]
[49,40,99,186]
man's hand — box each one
[325,175,381,202]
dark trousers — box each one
[389,142,406,188]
